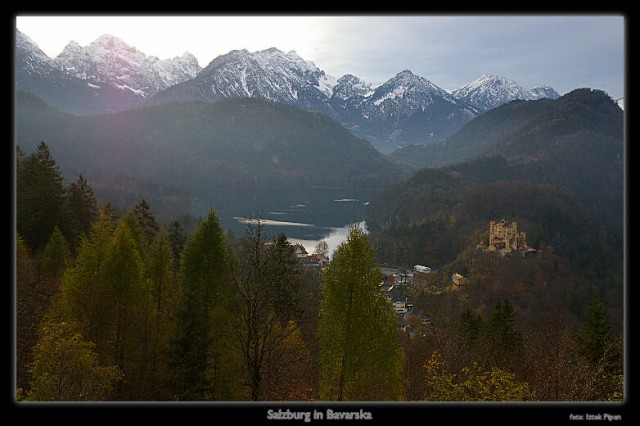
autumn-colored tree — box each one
[58,209,115,355]
[260,320,315,400]
[16,228,72,390]
[101,218,146,398]
[318,224,405,401]
[15,236,39,391]
[41,226,71,281]
[26,321,121,401]
[235,220,303,400]
[423,350,533,401]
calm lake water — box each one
[194,187,373,257]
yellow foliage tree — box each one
[424,350,533,401]
[26,321,121,401]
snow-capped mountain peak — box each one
[169,47,336,108]
[530,84,560,100]
[15,28,59,75]
[452,74,558,111]
[55,33,201,97]
[363,70,458,116]
[331,74,374,101]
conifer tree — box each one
[141,227,177,399]
[59,209,116,356]
[171,209,240,400]
[168,220,187,272]
[573,296,623,400]
[134,199,160,245]
[575,296,614,364]
[459,308,483,346]
[64,174,98,253]
[318,224,405,401]
[479,299,522,370]
[41,226,71,281]
[102,219,145,398]
[16,141,66,252]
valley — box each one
[13,25,625,406]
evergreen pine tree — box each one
[16,142,66,252]
[64,174,98,253]
[575,296,614,364]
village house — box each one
[451,272,469,291]
[293,243,309,258]
[300,252,329,269]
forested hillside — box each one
[15,92,405,223]
[365,88,624,335]
[389,89,624,232]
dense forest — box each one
[15,141,623,403]
[15,92,405,224]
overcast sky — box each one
[15,15,625,100]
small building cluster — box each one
[293,243,329,268]
[380,267,431,335]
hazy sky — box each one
[15,15,625,100]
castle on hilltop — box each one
[478,219,537,257]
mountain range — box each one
[15,29,562,154]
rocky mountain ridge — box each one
[16,29,565,152]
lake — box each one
[192,187,373,257]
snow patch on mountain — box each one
[452,74,559,111]
[55,34,201,97]
[361,70,460,120]
[15,29,60,77]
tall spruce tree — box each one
[171,209,241,400]
[479,299,523,371]
[16,142,66,252]
[574,296,623,400]
[64,174,98,253]
[318,224,405,401]
[168,220,187,272]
